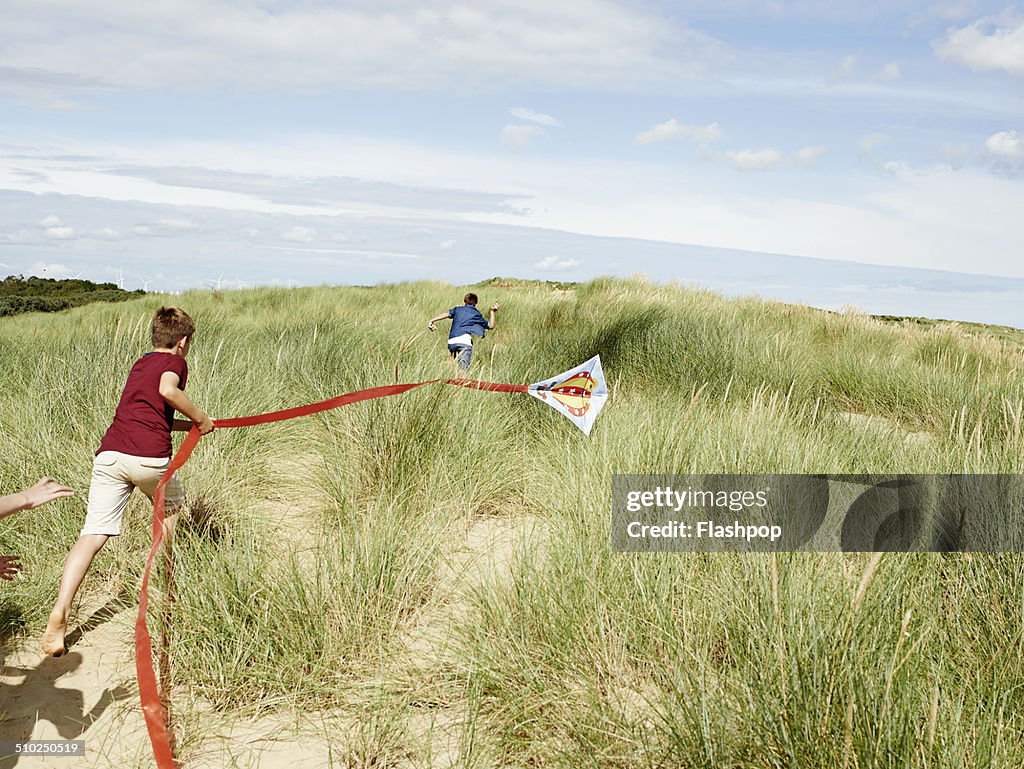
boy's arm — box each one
[159,371,215,435]
[0,477,74,519]
[427,311,451,332]
[488,303,499,329]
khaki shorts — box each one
[81,451,185,536]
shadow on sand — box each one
[0,598,133,768]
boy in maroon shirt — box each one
[42,307,214,656]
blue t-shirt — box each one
[448,305,489,338]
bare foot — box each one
[41,612,67,656]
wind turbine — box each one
[141,278,155,291]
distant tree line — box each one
[0,275,144,317]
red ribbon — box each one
[136,377,529,768]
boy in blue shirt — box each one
[428,293,499,370]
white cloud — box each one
[501,124,545,151]
[439,239,456,250]
[829,54,901,84]
[858,133,887,153]
[3,129,1021,287]
[934,13,1024,77]
[258,245,419,259]
[282,225,316,242]
[509,108,562,127]
[526,166,1024,280]
[835,54,858,81]
[1,1,723,92]
[880,160,957,178]
[985,130,1024,158]
[45,225,75,239]
[4,228,37,244]
[40,214,62,227]
[722,148,783,171]
[91,227,120,239]
[535,255,583,271]
[793,145,827,165]
[880,61,901,80]
[702,144,829,172]
[124,219,200,236]
[635,119,723,146]
[158,218,198,230]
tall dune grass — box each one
[2,278,1023,767]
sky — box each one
[1,1,1023,322]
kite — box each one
[528,355,607,436]
[136,356,606,768]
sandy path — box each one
[190,514,548,769]
[402,516,546,668]
[183,714,353,769]
[397,514,547,769]
[0,600,149,769]
[179,451,345,768]
[0,458,542,769]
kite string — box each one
[136,376,529,769]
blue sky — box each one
[1,1,1023,319]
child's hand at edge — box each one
[0,555,21,581]
[20,477,74,509]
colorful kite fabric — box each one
[528,355,607,436]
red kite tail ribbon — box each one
[136,377,528,768]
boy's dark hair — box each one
[151,307,196,348]
[463,293,478,306]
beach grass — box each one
[2,277,1023,767]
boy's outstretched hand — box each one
[173,415,216,434]
[19,477,74,509]
[491,304,500,311]
[0,555,21,581]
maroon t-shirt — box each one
[97,352,188,458]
